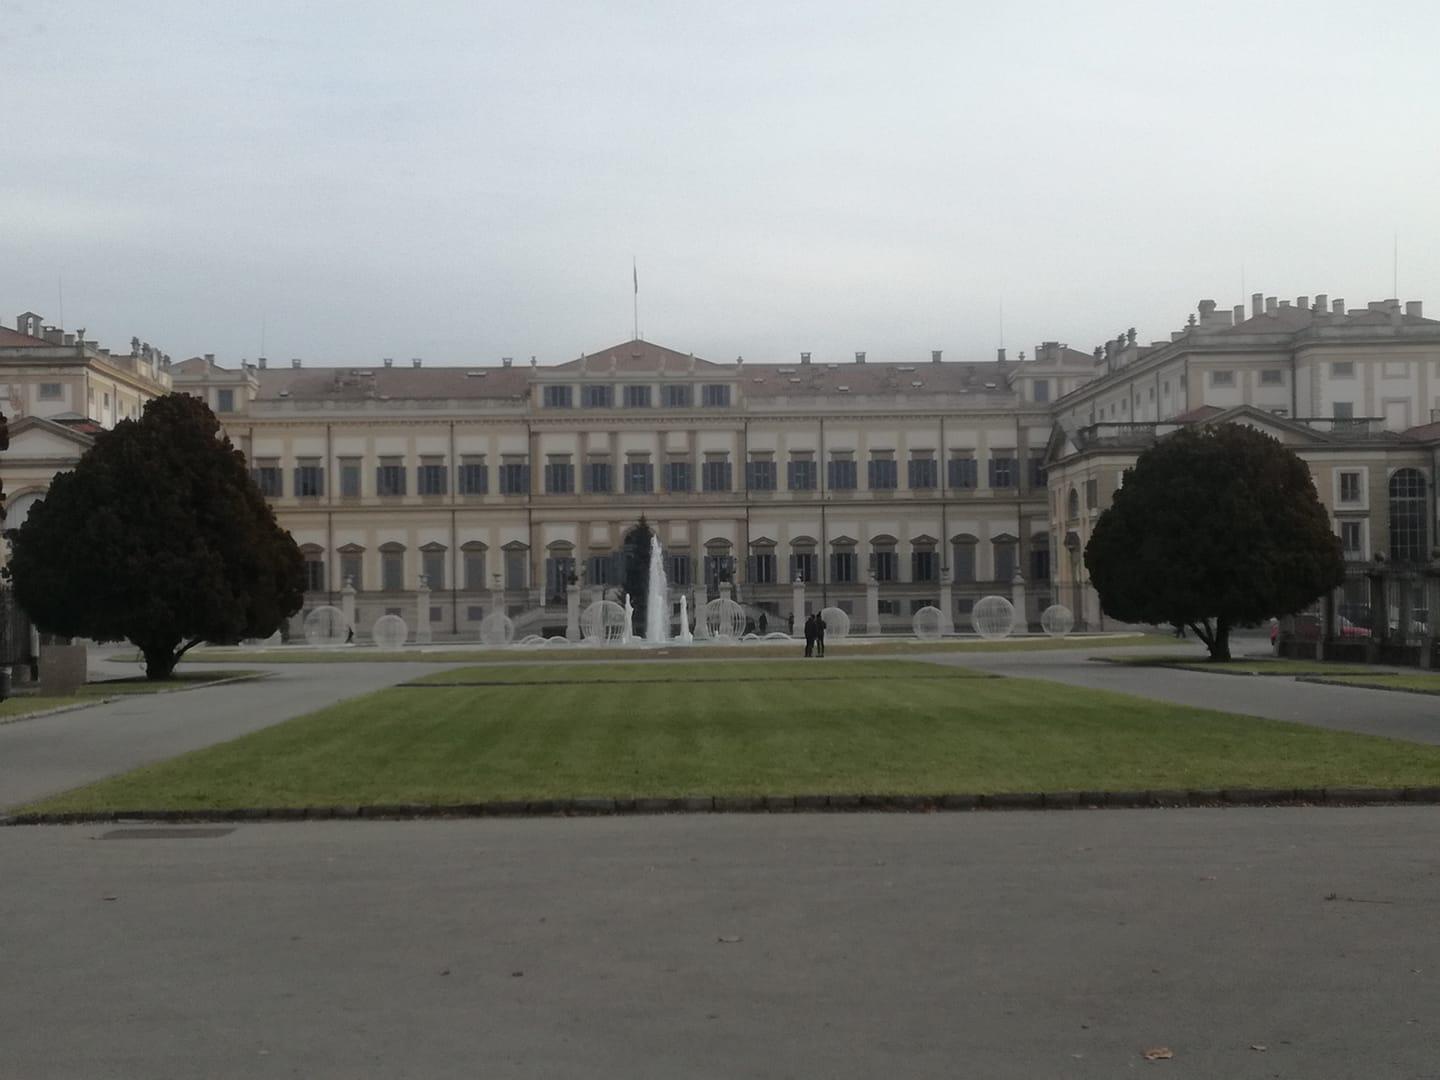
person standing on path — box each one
[815,612,827,657]
[803,614,816,657]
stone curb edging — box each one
[1295,675,1440,697]
[7,786,1440,826]
[0,672,271,728]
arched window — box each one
[1389,468,1428,564]
[1067,487,1080,520]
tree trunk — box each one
[141,645,179,680]
[1207,620,1232,661]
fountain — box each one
[645,534,670,644]
[622,595,634,644]
[677,594,693,644]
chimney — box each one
[1332,298,1345,315]
[63,333,75,346]
[1233,304,1245,324]
[258,356,267,369]
[530,356,537,367]
[931,349,942,363]
[412,358,423,368]
[854,350,866,364]
[382,357,393,367]
[502,357,513,368]
[291,357,302,369]
[1314,294,1328,312]
[997,347,1006,362]
[1198,299,1217,320]
[1251,292,1264,317]
[1296,295,1308,310]
[1265,296,1278,315]
[800,351,811,365]
[1406,300,1423,318]
[204,353,215,365]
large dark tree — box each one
[621,516,655,637]
[6,394,304,679]
[1084,423,1344,660]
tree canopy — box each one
[1084,422,1345,660]
[6,394,304,678]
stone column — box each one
[938,568,954,635]
[415,577,432,645]
[340,578,357,641]
[566,580,581,642]
[1010,570,1027,632]
[865,571,880,636]
[791,575,805,634]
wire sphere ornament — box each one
[970,595,1016,640]
[703,597,747,640]
[371,613,409,650]
[912,605,945,641]
[302,606,348,646]
[544,635,572,648]
[818,606,850,641]
[1040,603,1075,638]
[480,612,516,646]
[581,600,628,643]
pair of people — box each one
[802,612,827,657]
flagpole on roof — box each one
[633,256,639,341]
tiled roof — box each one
[739,360,1015,399]
[0,325,50,348]
[1170,405,1225,423]
[1402,420,1440,443]
[550,340,724,374]
[1219,306,1440,336]
[253,365,532,402]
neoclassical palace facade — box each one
[3,292,1438,638]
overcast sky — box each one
[3,0,1439,368]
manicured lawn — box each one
[406,659,992,685]
[107,633,1170,665]
[77,671,263,695]
[1096,655,1380,676]
[0,697,81,721]
[1305,673,1440,695]
[29,661,1440,813]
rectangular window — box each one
[867,453,898,490]
[499,459,530,495]
[831,550,857,583]
[581,384,613,408]
[790,551,818,583]
[666,554,691,586]
[702,456,732,492]
[466,605,484,622]
[588,553,616,586]
[1339,472,1362,503]
[458,457,488,495]
[340,458,362,497]
[252,461,282,497]
[661,384,693,408]
[1341,520,1364,559]
[381,551,404,591]
[1084,478,1099,509]
[422,550,446,590]
[788,455,817,491]
[622,385,652,408]
[542,385,573,408]
[38,382,63,400]
[624,458,654,494]
[664,460,691,492]
[545,458,574,494]
[702,553,735,584]
[377,458,406,496]
[1332,401,1354,421]
[993,543,1016,583]
[216,388,235,412]
[1259,369,1284,386]
[585,460,613,494]
[1032,379,1050,403]
[463,551,487,590]
[417,460,448,496]
[303,557,325,592]
[948,455,977,489]
[294,460,324,497]
[1211,370,1235,387]
[988,455,1016,489]
[911,549,938,582]
[504,549,527,590]
[908,456,937,490]
[871,550,897,582]
[1331,361,1355,378]
[877,599,899,616]
[748,552,777,584]
[701,384,731,407]
[545,556,576,599]
[746,456,777,491]
[340,553,363,590]
[952,543,976,583]
[828,454,857,491]
[1028,455,1046,489]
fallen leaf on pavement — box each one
[1142,1047,1174,1061]
[1250,1044,1267,1052]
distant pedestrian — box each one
[787,613,794,636]
[803,614,816,657]
[758,612,768,635]
[815,612,827,657]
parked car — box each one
[1288,614,1372,641]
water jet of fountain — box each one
[646,534,670,644]
[622,596,634,644]
[678,594,693,644]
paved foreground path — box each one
[2,810,1437,1079]
[0,661,438,810]
[923,644,1440,745]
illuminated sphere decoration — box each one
[302,606,348,647]
[371,613,409,650]
[911,605,945,641]
[1040,604,1075,638]
[970,595,1016,640]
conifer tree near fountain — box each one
[621,516,656,639]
